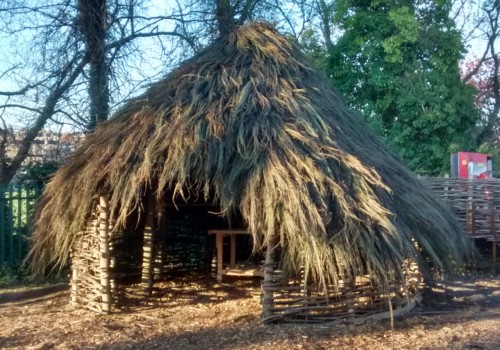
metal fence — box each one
[0,181,43,266]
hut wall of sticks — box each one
[69,198,218,313]
[261,254,422,323]
[29,23,471,323]
[68,193,422,322]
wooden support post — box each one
[142,196,155,295]
[98,196,111,313]
[216,233,223,283]
[262,237,277,321]
[230,234,236,268]
[465,210,469,234]
[467,179,475,237]
[471,200,476,237]
[490,196,496,238]
[493,242,497,275]
[444,176,450,206]
[154,212,167,281]
[490,191,497,275]
[345,274,355,317]
[70,256,78,307]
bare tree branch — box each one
[4,54,89,184]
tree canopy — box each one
[327,0,480,175]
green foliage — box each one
[299,28,330,72]
[382,6,419,63]
[0,263,67,289]
[0,264,39,288]
[328,0,480,175]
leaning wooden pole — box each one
[141,195,156,295]
[98,196,111,313]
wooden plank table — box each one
[208,229,263,282]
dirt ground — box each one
[2,273,500,350]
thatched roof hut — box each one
[29,23,470,322]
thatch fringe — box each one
[27,23,471,292]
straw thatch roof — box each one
[29,23,470,289]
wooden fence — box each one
[423,177,500,239]
[0,181,43,266]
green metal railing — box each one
[0,182,43,266]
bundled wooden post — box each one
[70,253,78,307]
[99,196,111,313]
[262,236,277,320]
[142,195,155,294]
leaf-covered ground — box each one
[2,274,500,350]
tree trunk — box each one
[216,0,236,38]
[78,0,110,131]
[317,0,334,51]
